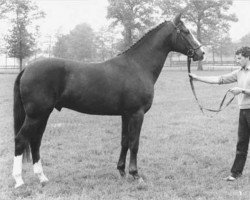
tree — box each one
[0,0,10,19]
[157,0,237,70]
[95,27,122,61]
[213,35,233,63]
[53,23,97,62]
[107,0,156,51]
[5,0,45,71]
[53,35,70,59]
[239,33,250,47]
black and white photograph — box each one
[1,0,250,199]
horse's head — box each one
[171,13,205,61]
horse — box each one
[12,13,204,188]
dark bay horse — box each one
[12,13,204,188]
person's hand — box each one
[189,73,199,81]
[229,87,243,95]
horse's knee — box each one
[121,138,129,147]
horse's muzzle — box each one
[193,49,205,61]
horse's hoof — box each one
[130,171,140,180]
[40,177,49,187]
[14,182,24,189]
[137,177,148,190]
[138,177,144,184]
[119,170,126,178]
[37,173,49,183]
[41,181,48,187]
[133,174,140,180]
[40,176,49,183]
[13,174,24,189]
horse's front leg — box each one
[128,110,144,179]
[117,115,129,177]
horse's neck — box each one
[123,26,173,83]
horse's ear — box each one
[173,13,182,26]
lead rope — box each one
[188,57,204,113]
[187,57,235,113]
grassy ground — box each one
[1,70,250,200]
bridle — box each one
[173,22,202,60]
[173,22,235,114]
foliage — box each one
[6,22,35,60]
[53,35,70,59]
[95,27,121,61]
[53,23,97,62]
[229,33,250,52]
[5,0,44,70]
[156,0,238,70]
[0,0,10,19]
[239,33,250,47]
[209,33,234,63]
[107,0,156,51]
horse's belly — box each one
[61,95,122,115]
[64,105,121,115]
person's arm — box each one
[243,89,250,95]
[189,73,220,84]
[230,87,250,95]
[189,70,238,85]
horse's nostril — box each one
[202,52,205,55]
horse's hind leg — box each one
[117,115,129,177]
[13,114,50,188]
[29,115,50,184]
[13,115,32,188]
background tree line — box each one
[2,0,250,71]
[2,0,44,71]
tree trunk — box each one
[169,52,172,68]
[5,53,7,68]
[197,15,203,71]
[220,45,223,65]
[19,58,22,72]
[127,28,133,48]
[124,25,133,49]
[197,61,203,71]
[212,47,215,65]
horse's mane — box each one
[118,21,168,56]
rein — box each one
[187,57,204,113]
[173,21,235,113]
[187,57,235,113]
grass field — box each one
[1,70,250,200]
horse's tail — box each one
[13,69,31,162]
